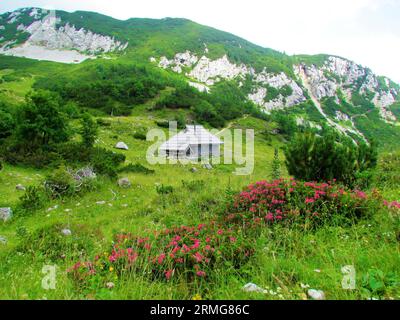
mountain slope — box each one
[1,7,399,147]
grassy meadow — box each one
[0,111,399,300]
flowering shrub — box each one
[226,179,379,228]
[68,222,254,286]
[68,178,389,289]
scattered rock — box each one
[61,229,72,236]
[118,178,131,188]
[64,209,72,213]
[115,142,129,150]
[96,201,106,205]
[0,208,12,222]
[314,269,321,273]
[190,167,198,173]
[16,184,26,191]
[300,283,310,289]
[307,289,326,300]
[47,205,59,212]
[106,282,115,289]
[242,283,268,294]
[0,236,7,245]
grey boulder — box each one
[0,208,12,222]
[115,142,129,150]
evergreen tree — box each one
[16,90,69,148]
[284,131,377,185]
[80,113,98,149]
[271,147,281,180]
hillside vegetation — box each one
[0,7,399,300]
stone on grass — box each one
[115,142,129,150]
[190,167,198,173]
[61,229,72,236]
[0,208,12,222]
[96,201,106,205]
[16,184,26,191]
[242,283,268,294]
[307,289,326,300]
[106,282,115,289]
[118,178,131,188]
[0,236,7,245]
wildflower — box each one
[230,237,237,243]
[217,229,223,235]
[192,294,202,300]
[157,253,166,265]
[196,271,206,277]
[305,198,315,204]
[193,252,203,262]
[164,269,174,280]
[109,267,114,272]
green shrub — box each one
[44,166,77,199]
[284,131,377,185]
[156,184,174,195]
[133,132,147,140]
[90,148,126,178]
[119,163,154,174]
[18,223,101,262]
[181,179,205,192]
[19,186,47,213]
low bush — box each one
[181,179,205,192]
[156,184,174,195]
[67,222,254,287]
[133,132,147,141]
[18,186,47,213]
[44,166,98,199]
[118,163,154,174]
[18,223,101,262]
[225,179,380,228]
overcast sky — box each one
[1,0,399,83]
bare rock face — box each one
[294,57,398,123]
[0,8,128,63]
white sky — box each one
[1,0,399,83]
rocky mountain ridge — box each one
[0,8,128,63]
[154,50,399,136]
[0,7,399,145]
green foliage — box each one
[44,166,76,199]
[118,163,155,174]
[361,268,399,299]
[284,131,377,185]
[17,223,100,262]
[18,186,46,213]
[34,63,168,116]
[193,100,224,127]
[271,112,298,138]
[16,90,70,148]
[280,84,293,97]
[264,85,279,101]
[80,113,98,148]
[271,148,281,180]
[90,148,126,179]
[0,102,15,140]
[181,179,206,192]
[156,184,174,195]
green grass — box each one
[1,113,399,300]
